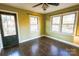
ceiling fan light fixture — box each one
[42,4,48,10]
[32,3,59,11]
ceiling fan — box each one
[32,3,59,11]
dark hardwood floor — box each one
[0,37,79,56]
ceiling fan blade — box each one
[32,3,42,7]
[48,3,59,6]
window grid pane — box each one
[51,13,75,34]
[30,17,38,25]
[62,24,74,34]
[30,16,38,32]
[52,16,61,24]
[61,13,75,34]
[1,15,16,36]
[62,14,75,24]
[30,25,38,32]
[52,16,61,32]
[52,25,60,32]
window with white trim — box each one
[51,13,76,34]
[30,16,39,32]
[62,14,75,34]
[51,16,61,32]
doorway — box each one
[0,12,19,48]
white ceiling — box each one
[4,3,78,14]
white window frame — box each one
[51,15,61,32]
[61,13,76,35]
[29,15,39,32]
[51,11,77,35]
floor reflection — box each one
[31,44,39,55]
[59,49,70,56]
[0,37,79,56]
[8,50,22,56]
[50,45,59,55]
[50,45,71,56]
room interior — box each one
[0,3,79,56]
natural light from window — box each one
[30,16,39,32]
[51,13,76,35]
[52,16,61,32]
[1,14,16,36]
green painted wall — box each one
[0,4,45,43]
[0,3,79,44]
[45,4,79,43]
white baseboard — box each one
[16,34,79,48]
[45,35,79,48]
[19,35,44,43]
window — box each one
[62,14,75,34]
[51,13,76,35]
[1,14,16,36]
[30,16,39,32]
[51,16,61,32]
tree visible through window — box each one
[51,13,76,35]
[51,16,61,32]
[30,16,39,32]
[62,14,75,34]
[1,14,16,36]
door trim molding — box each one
[0,9,21,48]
